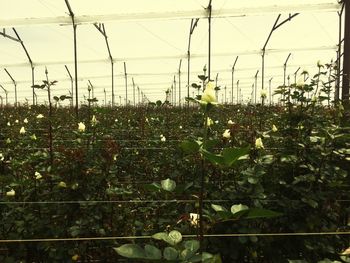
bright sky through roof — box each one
[0,0,341,105]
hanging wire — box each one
[136,22,184,53]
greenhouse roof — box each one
[0,0,342,105]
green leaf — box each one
[144,182,161,192]
[231,204,249,215]
[183,240,200,253]
[204,254,222,263]
[211,204,226,212]
[301,198,318,208]
[152,232,168,241]
[144,244,162,260]
[163,247,178,261]
[152,230,182,246]
[180,140,200,154]
[203,139,220,151]
[114,244,145,259]
[180,248,196,261]
[222,147,250,167]
[198,75,208,81]
[161,178,176,192]
[168,230,182,245]
[200,149,225,166]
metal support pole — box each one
[173,75,177,106]
[137,86,140,105]
[269,77,273,105]
[207,0,212,81]
[104,89,107,107]
[282,53,292,105]
[11,28,36,106]
[261,50,265,95]
[4,68,17,107]
[236,80,240,104]
[261,13,298,95]
[65,65,74,108]
[178,59,182,106]
[337,3,345,102]
[132,77,135,107]
[294,67,301,84]
[254,70,259,104]
[0,84,8,105]
[65,0,79,117]
[342,0,350,104]
[124,62,128,105]
[283,53,291,86]
[224,86,227,104]
[231,56,239,104]
[93,23,115,106]
[187,18,199,107]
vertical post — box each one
[224,86,227,104]
[65,65,74,108]
[104,89,106,107]
[269,77,273,105]
[4,68,17,107]
[137,86,140,105]
[261,50,266,94]
[12,28,35,106]
[31,66,35,105]
[0,85,8,105]
[283,53,292,86]
[254,70,259,104]
[173,75,176,106]
[207,0,212,81]
[111,61,115,106]
[337,3,345,102]
[171,84,174,105]
[342,0,350,104]
[294,67,301,84]
[64,0,79,117]
[124,62,128,106]
[187,18,199,107]
[236,80,240,104]
[178,59,182,106]
[132,77,136,107]
[231,56,239,104]
[283,53,291,105]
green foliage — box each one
[0,62,349,262]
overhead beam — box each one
[0,3,340,28]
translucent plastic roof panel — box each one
[0,0,341,104]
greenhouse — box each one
[0,0,349,262]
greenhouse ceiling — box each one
[0,0,342,105]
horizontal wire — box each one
[1,199,350,205]
[1,231,350,243]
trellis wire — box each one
[1,231,350,243]
[1,199,350,205]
